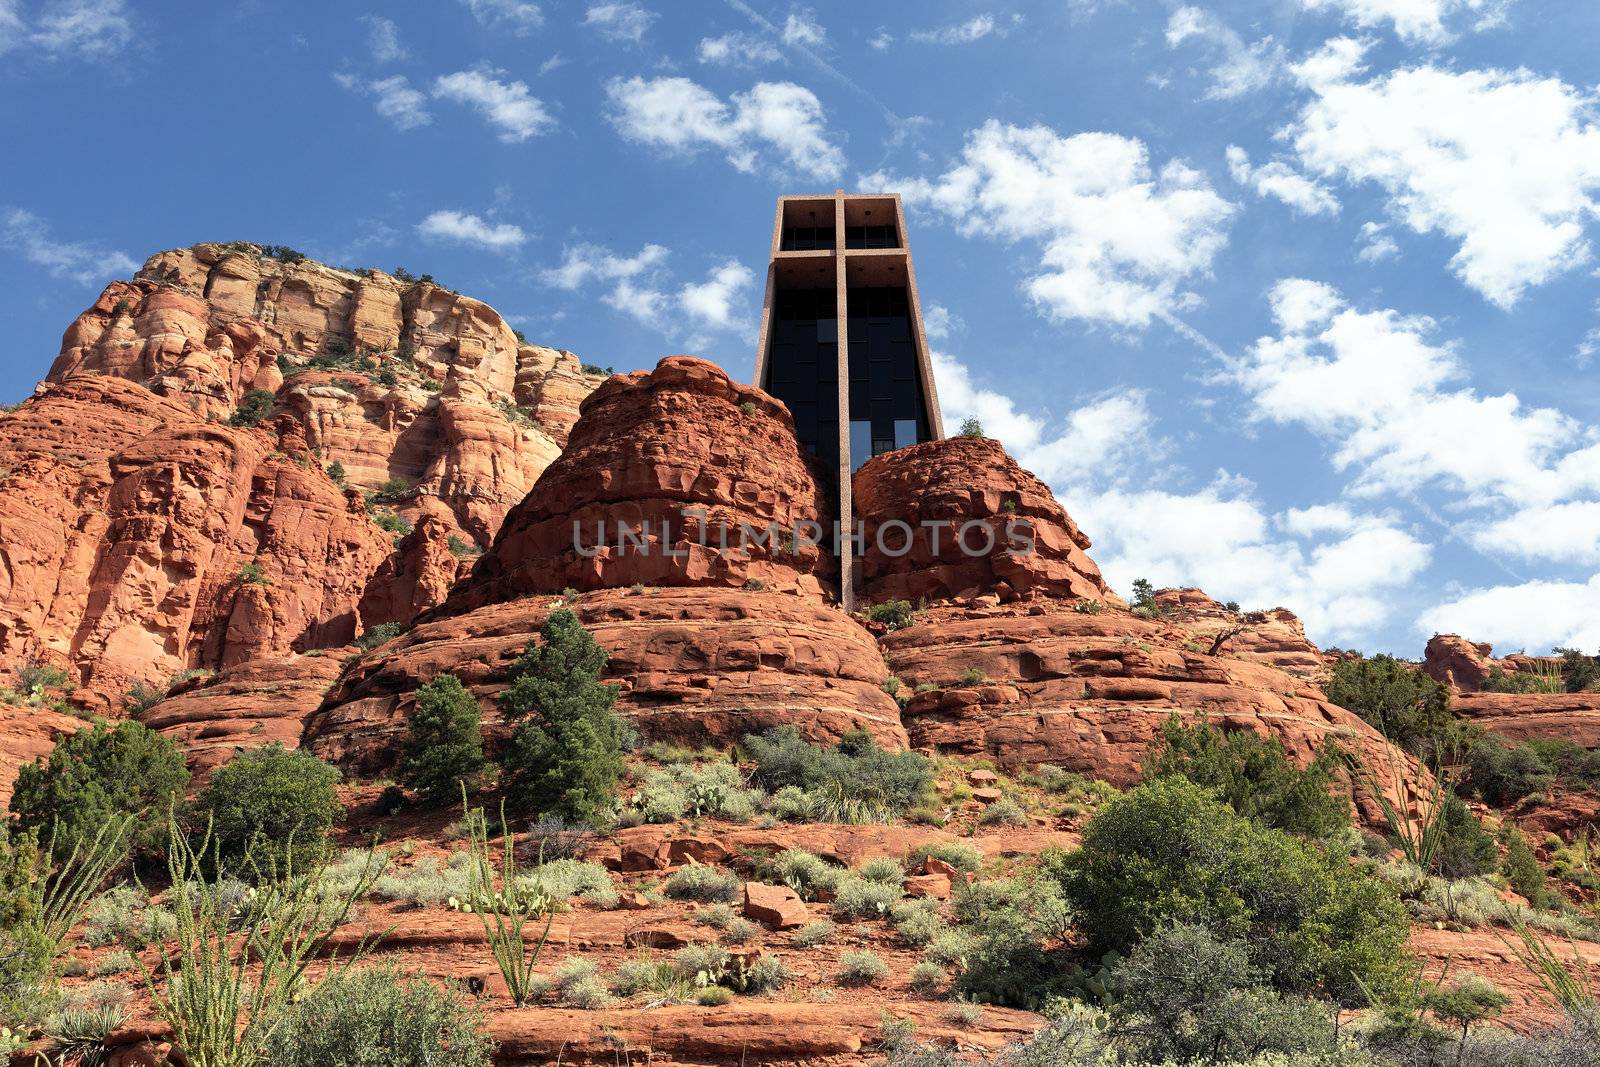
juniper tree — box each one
[401,674,486,802]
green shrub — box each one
[446,535,480,558]
[745,726,932,822]
[664,865,740,903]
[859,856,904,885]
[909,960,945,993]
[1130,578,1161,617]
[499,610,628,821]
[793,919,836,947]
[905,841,983,874]
[1142,715,1349,839]
[228,389,276,427]
[325,461,346,485]
[372,511,412,536]
[1500,823,1554,908]
[891,898,943,946]
[837,950,889,985]
[979,796,1028,826]
[1047,777,1410,1006]
[832,874,902,919]
[1325,654,1463,756]
[1432,794,1499,880]
[1466,736,1557,805]
[958,667,986,685]
[264,965,491,1066]
[123,681,166,717]
[237,560,269,586]
[627,762,758,824]
[1555,647,1600,693]
[1107,923,1340,1063]
[948,874,1073,1008]
[373,476,412,501]
[402,675,485,801]
[355,621,406,651]
[865,600,916,631]
[10,718,188,861]
[195,743,343,875]
[958,418,983,438]
[766,848,841,899]
[695,984,733,1005]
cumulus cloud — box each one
[336,73,432,130]
[1,208,138,284]
[1356,220,1400,262]
[1164,6,1285,99]
[697,30,780,66]
[541,244,755,343]
[1298,0,1514,46]
[584,1,654,44]
[433,67,554,142]
[415,210,527,252]
[1417,574,1600,653]
[361,15,406,62]
[460,0,543,35]
[865,121,1235,329]
[1225,145,1339,216]
[934,348,1429,640]
[923,303,961,341]
[909,15,1004,45]
[605,76,844,180]
[1288,46,1600,307]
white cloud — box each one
[1417,575,1600,653]
[361,15,406,62]
[866,121,1235,329]
[1239,279,1598,507]
[1356,220,1400,262]
[1,208,138,284]
[934,347,1429,639]
[1470,502,1600,564]
[1298,0,1514,46]
[415,210,527,252]
[460,0,543,35]
[869,28,893,51]
[923,303,962,340]
[781,10,825,47]
[1164,6,1284,99]
[1226,145,1339,216]
[605,76,845,181]
[542,243,753,341]
[679,259,756,329]
[1289,54,1600,307]
[1577,325,1600,369]
[585,1,654,44]
[337,74,432,130]
[538,54,566,75]
[0,0,133,59]
[698,30,780,66]
[433,68,554,142]
[909,15,1001,45]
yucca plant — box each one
[1346,736,1457,872]
[45,1001,127,1067]
[460,794,554,1006]
[1499,912,1595,1012]
[138,819,382,1067]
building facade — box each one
[753,191,944,609]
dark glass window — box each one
[844,225,899,249]
[780,226,836,251]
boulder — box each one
[743,881,809,929]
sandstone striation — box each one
[445,356,834,609]
[305,587,906,775]
[0,374,394,709]
[1153,587,1329,678]
[853,436,1110,606]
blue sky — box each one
[2,0,1598,657]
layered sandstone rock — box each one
[305,588,905,774]
[0,375,393,710]
[50,243,604,542]
[445,357,834,609]
[137,652,348,781]
[1421,633,1600,747]
[884,600,1418,824]
[1153,587,1329,678]
[1422,633,1500,693]
[0,704,82,806]
[853,436,1109,606]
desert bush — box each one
[1326,654,1464,756]
[522,814,594,863]
[1501,823,1555,908]
[1432,794,1499,880]
[628,761,759,824]
[525,859,615,905]
[1142,714,1349,839]
[228,389,275,427]
[766,784,818,822]
[1555,647,1600,693]
[264,965,492,1067]
[766,848,842,899]
[196,743,342,876]
[1047,776,1410,1006]
[551,958,610,1009]
[860,856,905,885]
[664,864,740,903]
[695,984,733,1005]
[43,998,127,1066]
[354,621,405,651]
[832,874,902,918]
[1130,578,1162,617]
[372,856,468,907]
[891,898,944,946]
[745,726,933,821]
[905,841,984,874]
[793,919,837,947]
[979,796,1029,826]
[909,960,946,993]
[837,950,889,985]
[1467,736,1558,806]
[10,718,188,859]
[865,599,917,631]
[499,610,629,821]
[949,874,1072,1009]
[401,674,485,801]
[958,418,984,438]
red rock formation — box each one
[0,374,392,710]
[0,703,82,806]
[1422,633,1498,692]
[305,588,905,774]
[136,652,347,782]
[445,357,834,609]
[853,436,1109,606]
[883,600,1420,825]
[1154,587,1329,678]
[1452,692,1600,748]
[50,244,603,544]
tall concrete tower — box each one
[753,190,944,610]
